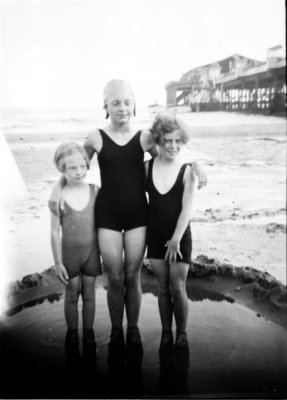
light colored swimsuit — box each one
[60,184,101,278]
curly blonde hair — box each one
[54,142,90,173]
[150,114,189,145]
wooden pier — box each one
[165,47,286,115]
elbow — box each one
[50,230,59,242]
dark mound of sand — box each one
[6,255,286,314]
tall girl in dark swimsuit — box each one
[83,80,157,350]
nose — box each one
[119,101,127,111]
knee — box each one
[81,289,95,304]
[169,284,185,301]
[108,274,125,292]
[65,289,80,305]
[125,270,140,289]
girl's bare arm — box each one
[84,129,102,159]
[48,175,66,215]
[50,210,69,285]
[165,166,196,263]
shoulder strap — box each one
[147,158,154,180]
[89,183,97,201]
[98,128,106,139]
[178,163,191,184]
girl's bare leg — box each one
[150,258,173,345]
[124,226,146,329]
[81,274,96,330]
[81,275,97,359]
[64,276,81,330]
[169,262,189,345]
[98,228,124,332]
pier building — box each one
[165,46,286,115]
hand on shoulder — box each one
[141,129,159,156]
[190,162,207,190]
[91,183,100,195]
[140,129,153,150]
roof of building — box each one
[182,53,264,77]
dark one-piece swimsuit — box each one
[146,159,192,263]
[95,129,148,231]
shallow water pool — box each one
[1,273,287,398]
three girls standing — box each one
[50,79,206,355]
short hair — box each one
[53,142,90,173]
[150,114,190,145]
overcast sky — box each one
[1,0,285,108]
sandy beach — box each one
[1,110,286,287]
[1,109,286,398]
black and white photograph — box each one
[0,0,286,398]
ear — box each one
[134,103,136,116]
[103,104,109,119]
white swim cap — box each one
[103,79,135,107]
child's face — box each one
[106,87,135,125]
[160,130,183,159]
[63,153,87,185]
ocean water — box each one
[0,106,153,136]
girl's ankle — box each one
[110,326,123,340]
[175,331,188,346]
[83,328,95,342]
[160,329,173,346]
[65,329,79,345]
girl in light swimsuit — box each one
[50,143,101,358]
[49,80,207,354]
[145,115,196,353]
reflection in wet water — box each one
[1,275,287,398]
[5,278,234,318]
[158,343,190,395]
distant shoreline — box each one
[3,110,286,144]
